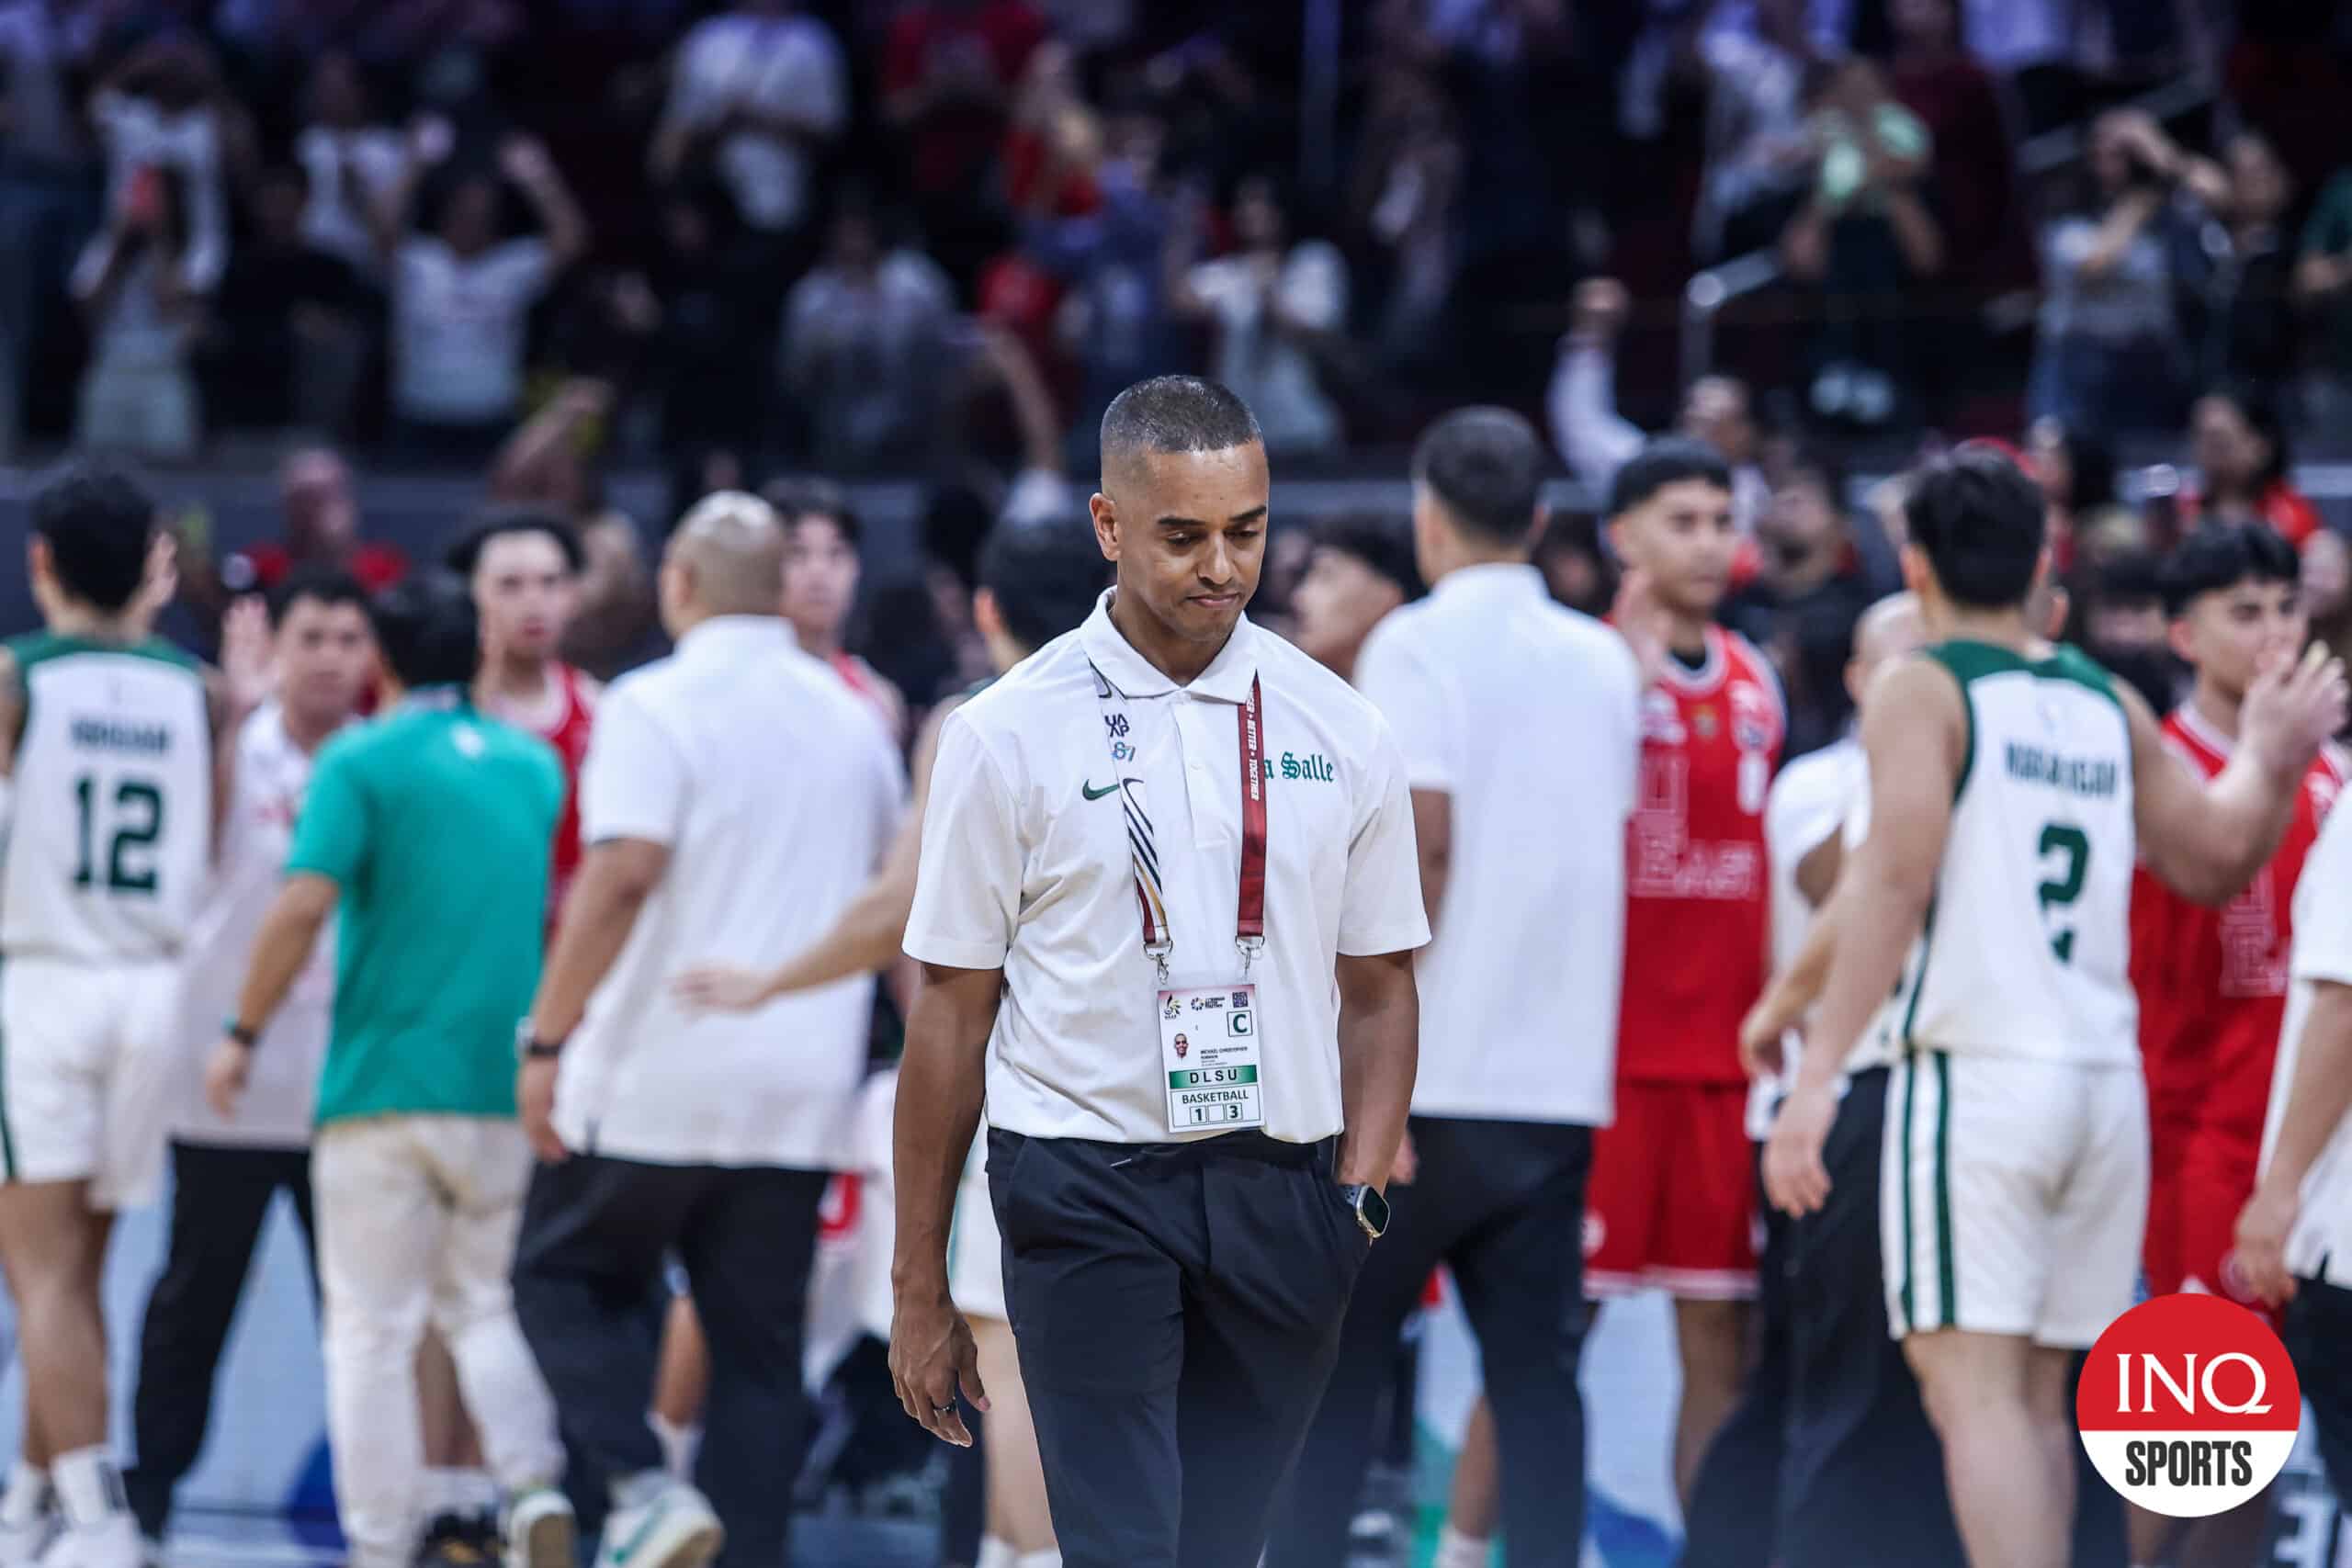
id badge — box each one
[1159,981,1264,1133]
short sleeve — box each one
[2293,809,2352,988]
[487,239,553,302]
[1279,243,1347,331]
[1765,760,1850,871]
[1352,619,1458,794]
[286,744,368,886]
[579,684,689,847]
[1338,722,1431,957]
[903,711,1024,970]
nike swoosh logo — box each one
[1082,781,1120,800]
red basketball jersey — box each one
[534,662,596,923]
[1620,626,1785,1084]
[2132,706,2343,1155]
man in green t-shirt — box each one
[205,575,573,1568]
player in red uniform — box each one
[2130,523,2342,1568]
[449,513,599,920]
[1592,439,1783,1505]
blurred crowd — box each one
[3,0,2351,478]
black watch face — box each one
[1360,1184,1392,1237]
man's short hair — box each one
[978,519,1113,654]
[2158,523,2301,618]
[268,564,368,627]
[1605,437,1734,520]
[763,476,861,547]
[1780,443,1849,507]
[1100,376,1262,466]
[1411,407,1545,547]
[445,510,585,577]
[1902,448,2046,610]
[368,573,480,690]
[30,460,155,613]
[1313,514,1423,601]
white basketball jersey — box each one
[3,634,212,964]
[1877,640,2139,1066]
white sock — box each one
[51,1448,124,1530]
[423,1466,498,1517]
[976,1538,1019,1568]
[0,1461,48,1525]
[648,1412,702,1482]
[1013,1550,1063,1568]
[1433,1523,1491,1568]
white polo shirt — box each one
[173,704,336,1148]
[1351,562,1639,1126]
[904,592,1429,1145]
[1747,735,1870,1135]
[2259,798,2352,1290]
[554,615,903,1168]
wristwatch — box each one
[514,1018,564,1062]
[1340,1182,1390,1241]
[222,1016,259,1048]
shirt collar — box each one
[1430,560,1544,602]
[1077,590,1260,705]
[678,615,798,660]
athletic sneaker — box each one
[504,1486,576,1568]
[32,1512,141,1568]
[596,1479,722,1568]
[0,1469,53,1567]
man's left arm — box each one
[1334,727,1430,1190]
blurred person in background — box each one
[1532,512,1614,616]
[2187,128,2300,389]
[767,479,908,743]
[2027,109,2195,439]
[126,568,373,1554]
[646,175,771,472]
[1691,0,1816,263]
[1289,515,1423,684]
[225,449,407,598]
[1547,276,1770,535]
[2294,159,2352,428]
[1171,173,1349,458]
[86,32,246,301]
[1884,0,2017,305]
[881,0,1046,296]
[2073,549,2184,714]
[198,164,373,437]
[71,164,206,461]
[1777,55,1941,430]
[1721,446,1882,759]
[2303,531,2352,725]
[649,0,846,266]
[2023,417,2120,571]
[2179,382,2321,548]
[294,51,404,276]
[778,196,956,472]
[1348,55,1460,376]
[374,123,589,462]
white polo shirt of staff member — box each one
[889,375,1429,1568]
[508,491,903,1568]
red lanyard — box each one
[1091,664,1269,979]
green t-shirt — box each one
[286,693,564,1126]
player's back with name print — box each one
[1888,640,2138,1067]
[2,635,210,964]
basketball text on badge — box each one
[2078,1293,2301,1518]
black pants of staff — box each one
[989,1128,1367,1568]
[511,1154,828,1568]
[124,1141,317,1540]
[2283,1274,2352,1507]
[1265,1116,1592,1568]
[1681,1159,1792,1568]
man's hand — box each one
[518,1056,567,1162]
[409,113,454,166]
[1572,276,1629,343]
[1389,1127,1418,1187]
[670,964,775,1014]
[1762,1077,1838,1215]
[1739,999,1787,1080]
[204,1039,253,1120]
[889,1287,989,1447]
[219,594,276,716]
[2242,642,2349,778]
[499,134,556,188]
[2233,1179,2301,1308]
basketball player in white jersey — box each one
[0,463,263,1568]
[1761,449,2346,1568]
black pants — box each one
[511,1155,828,1568]
[125,1141,317,1538]
[1779,1068,1962,1568]
[1266,1118,1592,1568]
[1681,1154,1791,1568]
[2284,1273,2352,1507]
[989,1129,1367,1568]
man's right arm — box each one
[890,960,1003,1319]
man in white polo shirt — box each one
[890,376,1429,1568]
[2237,773,2352,1511]
[1268,407,1641,1568]
[509,492,902,1568]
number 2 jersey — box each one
[3,634,210,964]
[1620,626,1783,1084]
[1880,641,2137,1066]
[2132,706,2343,1152]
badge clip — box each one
[1147,938,1173,986]
[1237,933,1264,977]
